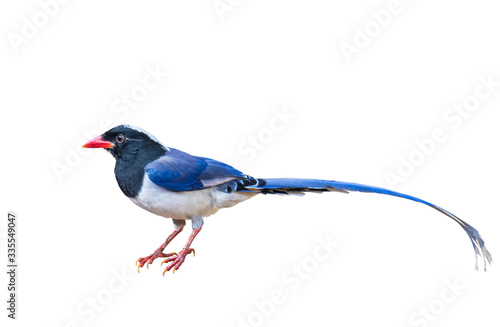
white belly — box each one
[130,175,256,220]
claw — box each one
[160,248,196,275]
[161,256,176,266]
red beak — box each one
[82,135,114,149]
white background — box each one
[1,1,499,326]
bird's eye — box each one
[116,134,125,143]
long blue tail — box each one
[228,177,492,270]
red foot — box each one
[135,250,177,272]
[161,248,195,274]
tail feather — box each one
[234,177,492,270]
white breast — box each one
[130,175,256,220]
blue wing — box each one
[145,148,247,192]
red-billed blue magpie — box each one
[83,125,492,274]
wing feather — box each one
[145,149,247,192]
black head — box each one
[83,125,168,161]
[83,125,169,197]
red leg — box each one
[161,227,201,274]
[135,225,184,272]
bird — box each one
[83,124,492,274]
